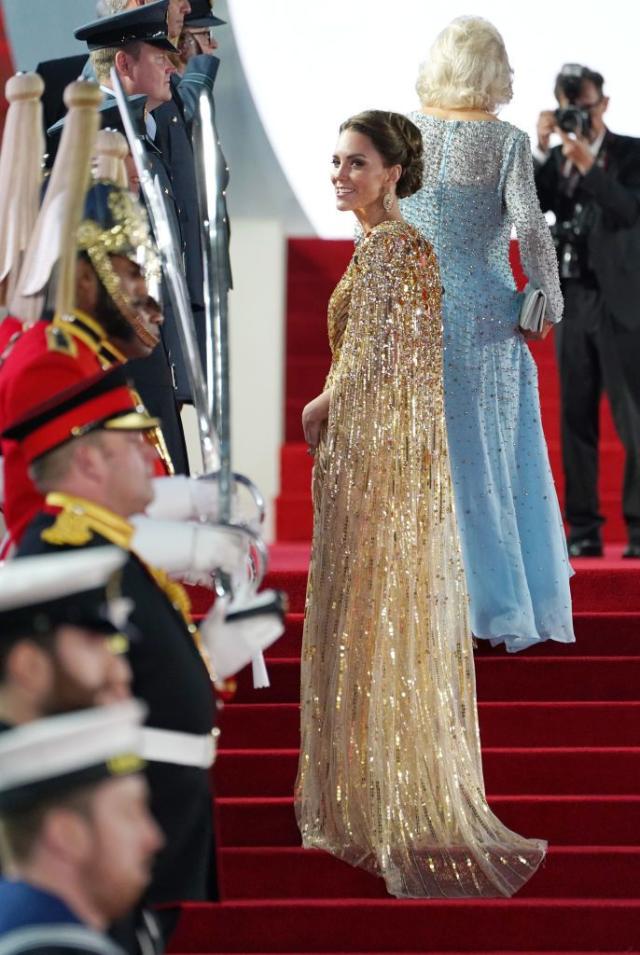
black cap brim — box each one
[187,14,226,26]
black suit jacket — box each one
[535,130,640,329]
[17,516,218,906]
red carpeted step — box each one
[184,238,640,955]
[218,701,640,750]
[168,899,640,953]
[279,440,626,499]
[263,567,640,615]
[275,491,631,544]
[231,657,640,704]
[216,795,640,849]
[218,846,640,900]
[266,611,640,659]
[274,492,313,542]
[214,747,640,798]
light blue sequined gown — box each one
[402,115,575,652]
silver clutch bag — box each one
[518,287,547,333]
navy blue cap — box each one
[0,701,146,813]
[186,0,226,27]
[0,548,131,642]
[75,0,177,52]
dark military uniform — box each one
[17,497,219,908]
[0,880,126,954]
[0,311,173,548]
[153,55,233,402]
[151,80,206,402]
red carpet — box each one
[276,240,626,542]
[171,241,640,954]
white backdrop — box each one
[231,0,639,237]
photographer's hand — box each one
[557,129,595,175]
[536,111,556,153]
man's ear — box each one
[72,439,106,486]
[114,49,131,79]
[5,642,53,699]
[43,809,93,865]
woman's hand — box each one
[302,391,331,450]
[520,319,554,341]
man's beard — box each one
[94,279,136,345]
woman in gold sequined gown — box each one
[294,111,546,899]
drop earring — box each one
[382,191,394,213]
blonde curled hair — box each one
[416,16,513,114]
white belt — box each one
[141,727,220,769]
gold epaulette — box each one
[50,311,126,368]
[42,493,134,549]
[42,493,215,681]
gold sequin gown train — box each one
[294,220,546,898]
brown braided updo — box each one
[339,110,423,198]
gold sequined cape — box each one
[294,220,546,898]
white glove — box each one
[130,516,249,577]
[200,590,285,681]
[147,475,223,523]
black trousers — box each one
[555,279,640,543]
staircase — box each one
[170,240,640,954]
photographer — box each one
[534,64,640,558]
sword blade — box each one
[110,68,220,473]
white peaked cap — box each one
[0,547,126,612]
[0,699,147,811]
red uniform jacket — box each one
[0,310,172,546]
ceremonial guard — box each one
[0,80,179,547]
[7,366,285,944]
[0,702,163,954]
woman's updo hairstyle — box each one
[339,110,423,199]
[416,16,513,113]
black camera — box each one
[555,105,591,136]
[554,63,591,136]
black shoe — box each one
[623,543,640,558]
[568,539,603,558]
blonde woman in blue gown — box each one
[402,17,575,653]
[295,109,546,899]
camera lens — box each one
[554,106,591,136]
